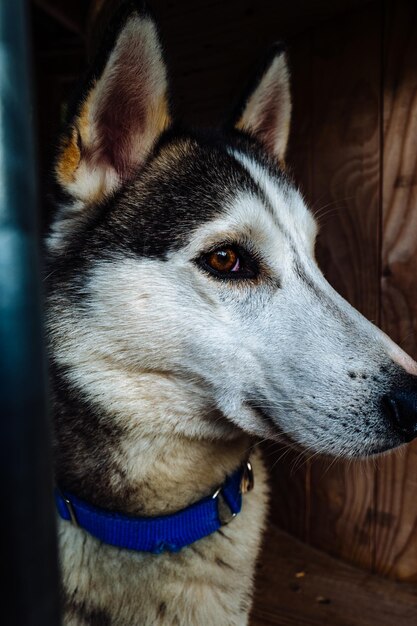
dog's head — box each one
[47,1,417,458]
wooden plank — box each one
[375,0,417,581]
[306,3,382,569]
[251,524,417,626]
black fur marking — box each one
[190,544,207,559]
[223,126,292,185]
[157,602,167,618]
[64,599,111,626]
[244,397,275,429]
[217,528,233,543]
[46,129,290,290]
[50,360,131,512]
[292,257,322,296]
[215,557,234,570]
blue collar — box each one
[55,460,254,554]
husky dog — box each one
[45,2,417,625]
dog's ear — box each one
[55,1,170,204]
[231,46,291,164]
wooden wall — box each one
[276,0,417,581]
[32,0,417,582]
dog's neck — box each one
[52,365,252,517]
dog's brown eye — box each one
[206,248,239,273]
[198,245,258,280]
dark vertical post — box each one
[0,1,61,624]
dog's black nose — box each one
[383,389,417,442]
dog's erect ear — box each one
[55,2,170,203]
[232,46,291,163]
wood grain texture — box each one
[303,3,382,569]
[375,0,417,581]
[251,524,417,626]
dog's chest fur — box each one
[59,450,268,626]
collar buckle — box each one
[212,459,254,526]
[240,459,254,494]
[212,489,237,525]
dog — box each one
[45,2,417,624]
